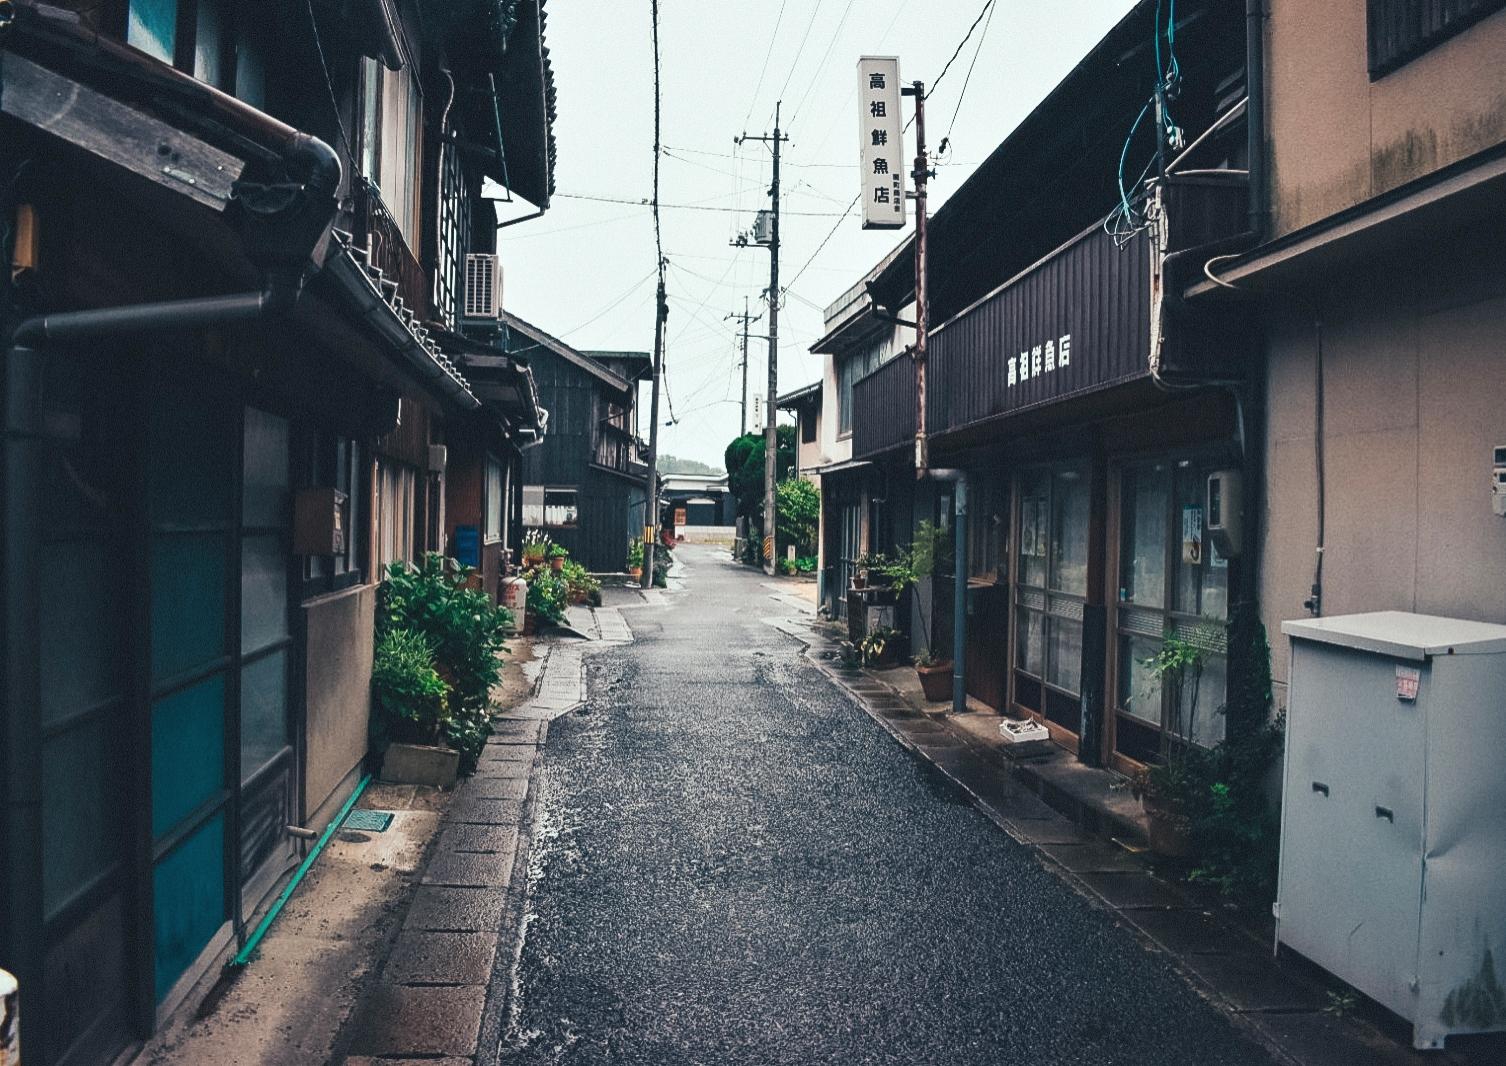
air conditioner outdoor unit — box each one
[463,253,503,319]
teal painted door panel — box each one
[152,813,226,1003]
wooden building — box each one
[0,0,554,1061]
[838,0,1257,768]
[501,312,654,573]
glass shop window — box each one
[1014,463,1090,731]
[967,477,1009,583]
[1114,457,1230,760]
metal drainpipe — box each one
[927,468,968,715]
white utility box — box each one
[1277,611,1506,1051]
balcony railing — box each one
[850,176,1248,449]
[353,178,429,322]
[851,354,916,459]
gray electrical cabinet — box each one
[1278,611,1506,1051]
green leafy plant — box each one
[914,648,947,668]
[525,566,570,625]
[1322,990,1360,1019]
[651,542,672,588]
[777,557,797,576]
[547,542,569,560]
[626,537,645,570]
[859,625,901,666]
[521,529,552,563]
[910,520,952,578]
[377,554,512,772]
[775,476,820,557]
[561,559,601,605]
[794,555,818,573]
[371,628,450,745]
[1134,622,1286,904]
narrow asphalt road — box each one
[497,544,1279,1066]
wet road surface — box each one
[497,545,1278,1065]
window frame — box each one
[1108,452,1232,768]
[1011,462,1090,734]
[522,485,580,530]
[1366,0,1506,77]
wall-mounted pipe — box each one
[926,467,969,716]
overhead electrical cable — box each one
[742,0,791,130]
[555,192,850,217]
[926,0,997,101]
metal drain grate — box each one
[343,809,394,833]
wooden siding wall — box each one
[925,225,1151,439]
[851,355,916,459]
[522,352,641,572]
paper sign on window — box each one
[1182,505,1203,565]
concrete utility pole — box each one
[735,103,789,574]
[725,296,762,435]
[902,80,930,477]
[641,0,665,590]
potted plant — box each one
[626,537,644,579]
[548,542,568,572]
[375,554,512,777]
[522,529,551,567]
[371,627,459,786]
[859,625,901,667]
[914,648,953,702]
[1130,633,1208,858]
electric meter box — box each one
[1205,469,1242,557]
[1277,611,1506,1050]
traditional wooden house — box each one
[841,0,1256,767]
[0,0,554,1060]
[500,312,654,573]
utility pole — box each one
[640,273,667,589]
[725,296,762,435]
[641,0,665,589]
[735,102,788,574]
[902,80,930,477]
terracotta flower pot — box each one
[629,566,642,579]
[551,556,565,572]
[916,660,953,702]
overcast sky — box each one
[497,0,1137,469]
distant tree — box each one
[723,427,795,526]
[657,454,724,476]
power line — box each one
[771,0,828,123]
[304,0,356,163]
[788,0,858,126]
[927,0,997,101]
[781,192,860,294]
[559,267,658,337]
[942,0,998,145]
[742,0,790,130]
[554,192,850,217]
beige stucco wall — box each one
[303,583,376,827]
[1266,2,1506,238]
[1261,260,1506,706]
